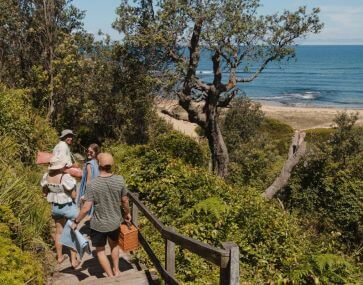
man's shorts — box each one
[51,202,79,220]
[90,228,119,247]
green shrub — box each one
[0,85,57,162]
[0,205,44,284]
[0,87,57,282]
[222,96,264,150]
[281,113,363,257]
[108,141,360,283]
[150,131,208,167]
[305,128,333,144]
[226,117,293,190]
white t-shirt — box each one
[53,141,72,167]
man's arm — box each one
[121,195,131,223]
[72,201,92,229]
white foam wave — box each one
[260,91,320,101]
[197,70,213,74]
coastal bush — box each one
[225,116,293,190]
[0,211,43,285]
[109,138,360,283]
[0,85,58,162]
[222,96,265,149]
[0,87,56,282]
[150,131,208,167]
[281,113,363,257]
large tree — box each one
[0,0,84,121]
[114,0,323,177]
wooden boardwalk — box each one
[50,220,156,285]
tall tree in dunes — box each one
[114,0,323,177]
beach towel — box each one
[60,220,90,260]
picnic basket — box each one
[119,222,139,252]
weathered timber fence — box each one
[127,192,240,285]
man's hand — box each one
[123,213,131,223]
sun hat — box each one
[48,155,67,170]
[59,129,74,139]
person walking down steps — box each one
[41,156,80,269]
[53,129,75,168]
[76,143,100,212]
[72,152,131,277]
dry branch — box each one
[262,131,307,200]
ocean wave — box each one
[258,91,320,101]
[197,70,213,74]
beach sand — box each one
[156,99,363,138]
[258,101,363,130]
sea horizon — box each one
[197,45,363,108]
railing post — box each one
[131,193,139,227]
[165,227,176,278]
[220,242,239,285]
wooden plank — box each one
[128,192,164,232]
[138,232,179,285]
[132,195,139,228]
[220,242,240,285]
[165,228,176,277]
[162,230,230,268]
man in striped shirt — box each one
[73,152,131,277]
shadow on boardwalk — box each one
[50,219,155,285]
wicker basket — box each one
[119,222,139,252]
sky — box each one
[72,0,363,45]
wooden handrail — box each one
[127,191,240,285]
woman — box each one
[41,155,79,268]
[76,143,100,211]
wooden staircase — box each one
[50,220,156,285]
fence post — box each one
[220,242,239,285]
[131,193,139,227]
[165,227,176,278]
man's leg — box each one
[108,237,120,276]
[95,246,114,277]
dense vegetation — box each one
[108,124,362,284]
[0,87,57,283]
[281,113,363,260]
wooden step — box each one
[79,270,150,285]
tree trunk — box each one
[205,101,229,177]
[262,131,307,199]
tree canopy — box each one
[114,0,323,177]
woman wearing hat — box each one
[41,156,79,268]
[53,129,75,168]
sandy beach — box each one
[258,101,363,130]
[156,99,363,137]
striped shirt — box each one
[84,175,127,232]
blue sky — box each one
[72,0,363,44]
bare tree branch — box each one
[262,131,307,200]
[237,55,276,83]
[217,90,238,108]
[160,108,190,122]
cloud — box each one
[308,4,363,44]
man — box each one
[53,129,74,167]
[72,152,131,277]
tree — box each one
[0,0,84,121]
[114,0,323,177]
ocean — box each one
[197,45,363,108]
